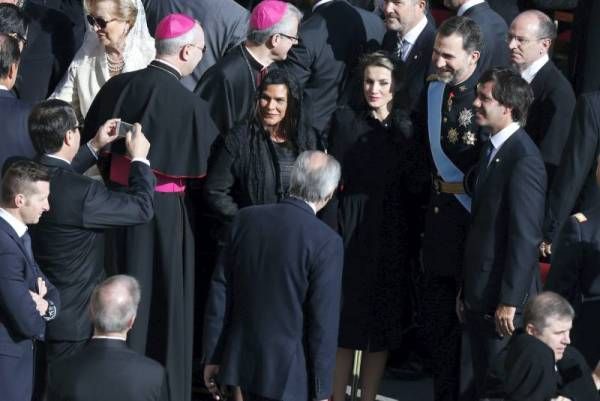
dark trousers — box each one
[242,391,281,401]
[464,309,522,399]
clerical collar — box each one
[313,0,335,12]
[92,335,127,341]
[243,45,269,70]
[150,59,183,80]
[46,153,71,165]
[457,0,485,16]
[520,54,549,84]
[0,208,27,237]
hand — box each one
[203,364,222,400]
[539,241,552,258]
[37,277,47,298]
[29,291,49,316]
[125,123,150,159]
[495,304,516,337]
[456,291,465,323]
[551,396,572,401]
[90,118,121,150]
[592,360,600,390]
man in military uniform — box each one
[414,16,484,401]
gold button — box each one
[434,206,439,214]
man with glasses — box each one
[508,10,575,191]
[194,0,302,136]
[0,1,74,102]
[82,14,219,401]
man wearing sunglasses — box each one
[0,1,74,102]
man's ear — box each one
[14,193,26,208]
[64,129,75,147]
[8,62,19,80]
[525,322,537,336]
[469,50,481,65]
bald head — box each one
[508,10,556,70]
[90,275,141,335]
[288,150,341,208]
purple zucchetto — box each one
[250,0,288,30]
[155,13,195,40]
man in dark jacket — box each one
[203,151,343,401]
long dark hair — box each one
[253,68,316,151]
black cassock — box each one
[194,44,276,135]
[84,60,219,401]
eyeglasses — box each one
[506,34,546,45]
[86,14,119,29]
[185,43,206,53]
[7,32,27,48]
[277,32,300,44]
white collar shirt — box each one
[488,122,520,165]
[520,54,549,84]
[398,16,428,61]
[0,208,28,237]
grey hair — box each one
[155,24,197,56]
[247,3,302,44]
[90,275,141,333]
[530,10,557,41]
[523,291,575,331]
[288,151,341,203]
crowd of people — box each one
[0,0,600,401]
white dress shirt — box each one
[457,0,486,16]
[520,54,549,84]
[0,84,8,91]
[0,208,27,237]
[398,15,428,61]
[488,122,520,165]
[313,0,335,11]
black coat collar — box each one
[281,197,316,216]
[149,59,183,80]
[38,154,73,171]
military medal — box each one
[447,128,459,144]
[458,108,474,128]
[447,91,455,112]
[462,130,476,145]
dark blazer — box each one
[14,1,75,102]
[544,92,600,242]
[0,217,60,401]
[0,89,35,171]
[571,0,600,94]
[283,0,385,133]
[463,2,509,78]
[203,198,344,401]
[47,338,168,401]
[464,128,546,312]
[382,19,437,112]
[486,0,521,25]
[30,150,155,342]
[526,60,576,185]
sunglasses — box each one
[86,14,119,29]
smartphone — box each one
[116,121,135,138]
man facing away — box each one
[48,275,168,401]
[203,151,344,401]
[0,160,60,401]
[462,67,546,398]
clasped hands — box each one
[29,277,48,316]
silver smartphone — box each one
[116,121,135,138]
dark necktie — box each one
[21,231,34,263]
[476,141,494,187]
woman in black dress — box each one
[203,69,317,234]
[329,51,427,401]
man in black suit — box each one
[501,292,600,401]
[0,1,75,102]
[508,10,575,186]
[570,0,600,94]
[28,99,156,362]
[486,0,520,25]
[542,93,600,255]
[203,151,344,401]
[0,160,60,401]
[462,67,546,398]
[283,0,385,138]
[381,0,436,111]
[0,33,34,170]
[47,275,168,401]
[444,0,509,77]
